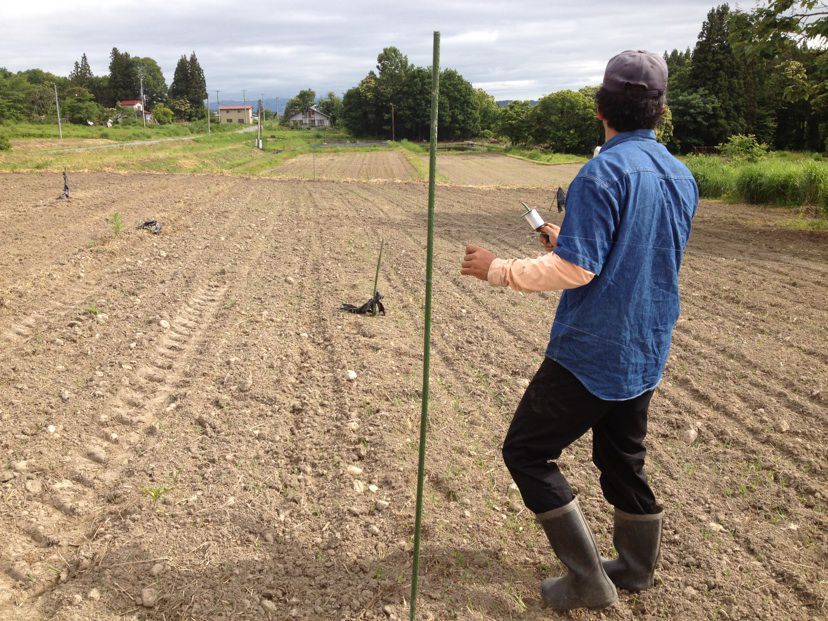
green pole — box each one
[372,238,385,316]
[410,30,439,621]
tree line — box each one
[316,1,825,153]
[0,49,208,125]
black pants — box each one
[502,357,661,515]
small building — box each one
[219,105,253,124]
[117,100,152,122]
[288,105,332,129]
[118,99,144,111]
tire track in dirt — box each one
[0,280,228,613]
[0,177,248,360]
[0,180,269,618]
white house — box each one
[288,105,332,128]
[117,100,152,122]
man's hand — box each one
[460,245,497,281]
[539,223,560,252]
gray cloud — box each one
[1,0,725,102]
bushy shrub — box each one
[0,133,10,151]
[685,155,736,198]
[718,134,769,162]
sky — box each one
[1,0,738,103]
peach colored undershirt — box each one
[487,253,595,292]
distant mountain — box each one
[496,100,538,108]
[208,99,286,113]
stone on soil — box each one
[140,587,158,608]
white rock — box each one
[141,587,158,608]
[682,427,699,444]
[47,425,57,434]
[150,563,165,577]
[346,370,358,381]
[88,588,101,601]
[353,480,365,494]
[346,465,363,476]
[347,420,359,431]
[12,461,28,473]
[368,524,380,535]
[159,319,171,329]
[261,599,278,613]
[776,419,790,433]
[708,522,725,533]
[285,276,295,285]
[25,479,42,494]
[507,482,520,496]
[368,484,379,494]
[375,500,390,512]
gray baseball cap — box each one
[602,50,667,97]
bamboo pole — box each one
[410,30,440,621]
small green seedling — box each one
[85,303,101,317]
[111,212,125,234]
[143,485,172,503]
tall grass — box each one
[686,155,828,214]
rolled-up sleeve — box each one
[487,253,594,292]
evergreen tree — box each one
[688,5,746,144]
[69,53,93,88]
[169,55,190,102]
[109,47,138,102]
[187,52,207,113]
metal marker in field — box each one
[410,30,439,621]
[372,239,384,316]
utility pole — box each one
[243,89,246,107]
[256,98,263,149]
[206,93,211,135]
[215,90,220,125]
[139,75,146,128]
[390,103,396,142]
[53,84,63,141]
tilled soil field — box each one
[420,154,584,188]
[0,171,825,621]
[271,152,419,181]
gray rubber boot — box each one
[536,498,618,611]
[602,508,663,591]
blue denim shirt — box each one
[547,129,698,400]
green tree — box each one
[152,102,174,124]
[530,90,597,153]
[438,69,480,140]
[109,47,138,102]
[688,5,746,143]
[133,57,167,107]
[187,52,207,115]
[669,88,723,151]
[283,88,316,123]
[169,97,192,121]
[475,88,500,134]
[69,53,93,88]
[317,91,343,125]
[395,66,431,140]
[65,99,103,124]
[497,100,533,145]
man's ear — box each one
[596,106,604,121]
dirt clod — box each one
[140,587,159,608]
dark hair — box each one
[595,86,665,132]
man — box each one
[460,50,698,611]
